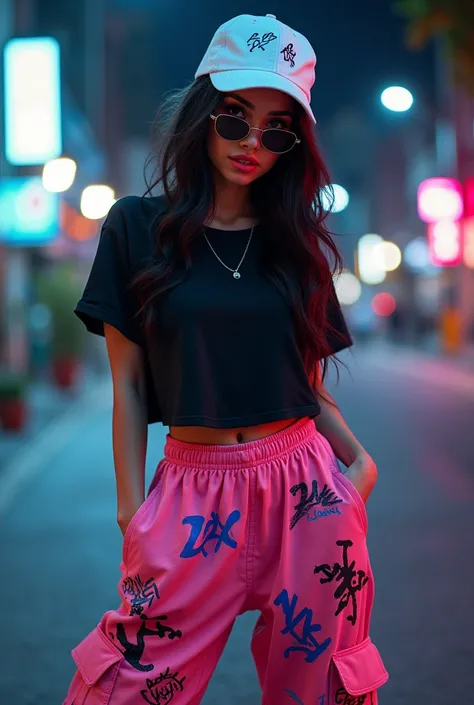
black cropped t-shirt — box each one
[74,195,353,427]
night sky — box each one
[143,0,436,128]
[36,0,437,137]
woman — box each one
[64,13,388,705]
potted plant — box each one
[36,265,86,389]
[0,371,28,431]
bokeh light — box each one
[320,184,350,213]
[357,233,386,285]
[380,86,414,112]
[372,241,402,272]
[463,217,474,269]
[428,220,462,266]
[404,237,432,272]
[372,292,396,317]
[80,185,116,220]
[333,270,362,306]
[42,157,77,193]
[417,177,464,223]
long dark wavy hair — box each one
[131,75,347,401]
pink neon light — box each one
[464,178,474,218]
[418,177,464,223]
[427,220,462,266]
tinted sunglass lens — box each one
[215,116,296,153]
[262,130,296,153]
[216,115,248,140]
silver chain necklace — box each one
[204,226,254,280]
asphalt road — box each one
[1,343,473,705]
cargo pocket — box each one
[329,637,388,704]
[66,626,123,704]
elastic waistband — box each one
[163,417,318,470]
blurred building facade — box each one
[323,44,474,349]
[0,0,108,374]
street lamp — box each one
[42,157,77,193]
[380,86,414,113]
[319,184,350,213]
[80,185,116,220]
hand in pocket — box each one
[117,500,145,537]
[344,452,377,504]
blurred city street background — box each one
[1,1,474,704]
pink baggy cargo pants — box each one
[63,417,388,705]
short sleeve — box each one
[323,280,353,357]
[74,200,143,346]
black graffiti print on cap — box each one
[281,43,296,67]
[113,617,183,672]
[140,667,187,704]
[122,574,160,617]
[290,480,343,530]
[335,688,374,705]
[314,539,369,626]
[247,32,277,52]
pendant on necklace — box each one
[233,271,241,279]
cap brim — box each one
[209,69,317,125]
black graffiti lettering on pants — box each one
[115,617,183,672]
[140,667,187,704]
[290,481,343,529]
[335,687,373,704]
[314,539,369,626]
[122,574,160,617]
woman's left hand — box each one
[344,451,378,504]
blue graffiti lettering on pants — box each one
[180,510,241,558]
[307,506,342,522]
[274,589,332,663]
[284,689,326,705]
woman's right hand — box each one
[117,502,144,538]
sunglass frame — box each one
[209,113,301,154]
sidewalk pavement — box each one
[354,334,474,372]
[0,363,108,472]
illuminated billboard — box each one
[3,37,62,166]
[0,177,59,245]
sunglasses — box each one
[210,113,301,154]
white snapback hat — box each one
[195,14,317,124]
